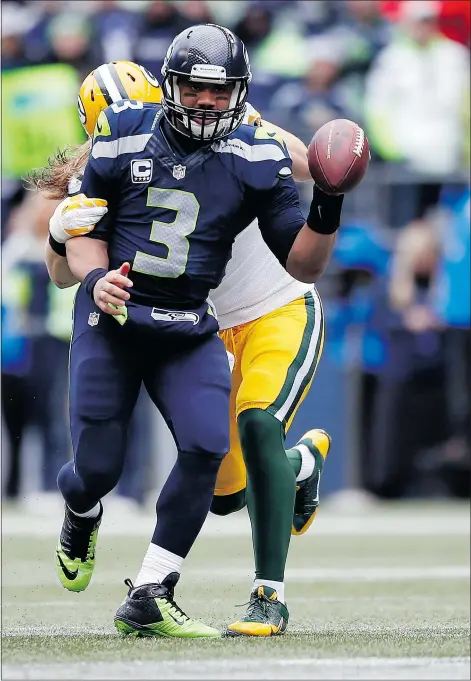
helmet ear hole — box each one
[90,91,95,102]
[127,73,136,82]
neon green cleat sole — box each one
[114,575,221,639]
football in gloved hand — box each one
[307,119,370,195]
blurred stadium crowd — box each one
[2,0,470,511]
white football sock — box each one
[253,579,285,604]
[134,543,183,587]
[72,503,101,519]
[294,443,315,482]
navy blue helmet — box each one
[161,24,252,142]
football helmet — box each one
[161,24,252,142]
[78,61,161,136]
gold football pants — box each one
[214,290,324,496]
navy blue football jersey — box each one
[80,101,305,308]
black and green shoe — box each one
[292,429,331,536]
[114,574,221,638]
[55,502,102,592]
[225,585,289,637]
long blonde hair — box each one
[24,140,92,200]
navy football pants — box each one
[57,286,231,558]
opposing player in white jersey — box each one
[33,60,333,637]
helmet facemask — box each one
[161,65,249,142]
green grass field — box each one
[2,499,470,679]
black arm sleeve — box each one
[252,176,306,269]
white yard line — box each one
[2,657,470,680]
[3,564,469,589]
[204,565,471,581]
[2,509,470,537]
[2,565,469,590]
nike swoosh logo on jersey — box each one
[169,613,185,626]
[57,553,78,580]
[96,121,103,134]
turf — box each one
[1,501,470,679]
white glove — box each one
[49,193,108,244]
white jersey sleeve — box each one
[210,104,313,329]
[210,221,313,330]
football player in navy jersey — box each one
[55,24,343,638]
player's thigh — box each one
[238,291,324,430]
[214,341,246,496]
[69,287,142,434]
[145,334,232,456]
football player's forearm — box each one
[66,237,109,282]
[286,227,336,282]
[261,119,311,182]
[286,186,343,283]
[45,241,79,288]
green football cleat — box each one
[292,429,331,536]
[114,574,221,638]
[225,585,289,637]
[55,502,102,592]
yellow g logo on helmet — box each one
[78,61,162,137]
[77,94,87,127]
[137,64,160,88]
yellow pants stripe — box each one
[267,290,324,428]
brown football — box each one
[307,119,370,195]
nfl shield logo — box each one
[172,164,186,180]
[88,311,100,327]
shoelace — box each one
[166,595,190,622]
[294,474,319,514]
[86,529,97,560]
[65,513,97,561]
[236,594,270,620]
[124,578,190,621]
